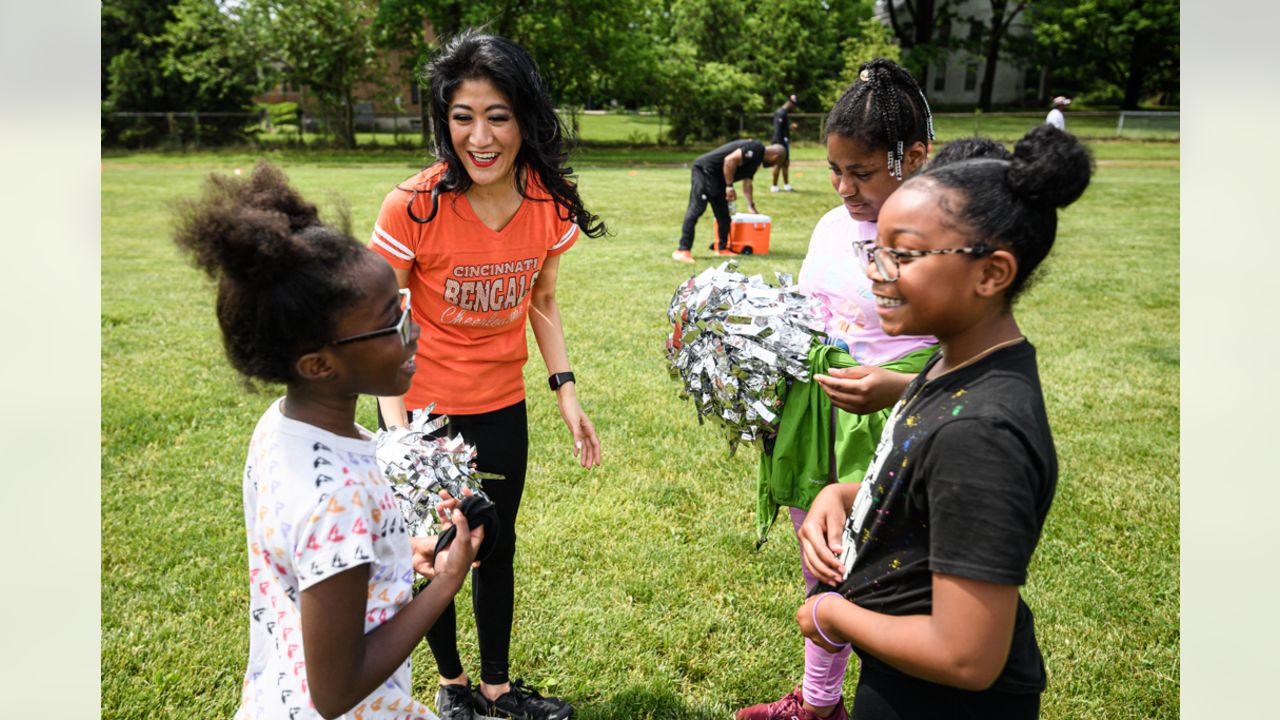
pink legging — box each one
[790,508,853,708]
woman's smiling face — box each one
[448,78,522,188]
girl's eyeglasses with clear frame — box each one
[330,288,413,346]
[853,240,995,282]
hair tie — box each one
[858,69,870,82]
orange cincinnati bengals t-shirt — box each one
[369,163,579,415]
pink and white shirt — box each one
[798,206,936,366]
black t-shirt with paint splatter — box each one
[826,340,1057,694]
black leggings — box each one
[381,400,528,686]
[851,657,1041,720]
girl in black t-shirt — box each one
[790,125,1093,719]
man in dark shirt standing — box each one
[770,94,798,193]
[672,138,785,263]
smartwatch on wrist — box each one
[548,371,575,391]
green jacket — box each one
[755,343,938,545]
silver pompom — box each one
[665,260,825,453]
[373,404,500,537]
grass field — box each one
[101,140,1178,718]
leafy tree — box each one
[963,0,1029,111]
[373,0,652,144]
[653,40,764,143]
[509,0,649,109]
[820,17,903,108]
[368,0,884,143]
[637,0,872,142]
[644,0,757,142]
[247,0,383,148]
[159,1,262,121]
[102,0,260,147]
[102,0,174,103]
[882,0,960,89]
[373,0,437,146]
[1030,0,1178,108]
[590,5,668,110]
[739,0,870,110]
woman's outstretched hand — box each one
[556,387,601,468]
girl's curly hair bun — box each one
[1006,124,1094,210]
[173,162,330,288]
[917,125,1093,304]
[172,161,368,385]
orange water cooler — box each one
[714,212,772,255]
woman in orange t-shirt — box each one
[368,31,605,720]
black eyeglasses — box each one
[330,288,413,346]
[853,240,994,282]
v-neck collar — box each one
[456,189,528,236]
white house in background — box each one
[875,0,1033,106]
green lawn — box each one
[101,141,1178,718]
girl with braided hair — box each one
[745,58,942,720]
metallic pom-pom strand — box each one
[373,404,501,537]
[665,260,826,454]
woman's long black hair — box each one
[412,29,607,238]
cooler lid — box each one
[731,212,771,223]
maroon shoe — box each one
[734,686,848,720]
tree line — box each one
[102,0,1179,148]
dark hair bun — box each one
[173,160,371,385]
[174,162,328,286]
[1006,124,1094,210]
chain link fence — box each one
[103,108,1177,149]
[102,110,436,148]
[737,110,1179,143]
[103,111,268,147]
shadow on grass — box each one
[718,250,808,263]
[577,684,727,720]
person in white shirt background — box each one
[1045,95,1071,130]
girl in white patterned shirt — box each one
[174,161,483,720]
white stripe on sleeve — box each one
[549,223,580,252]
[371,223,414,261]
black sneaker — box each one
[473,679,573,720]
[435,682,477,720]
